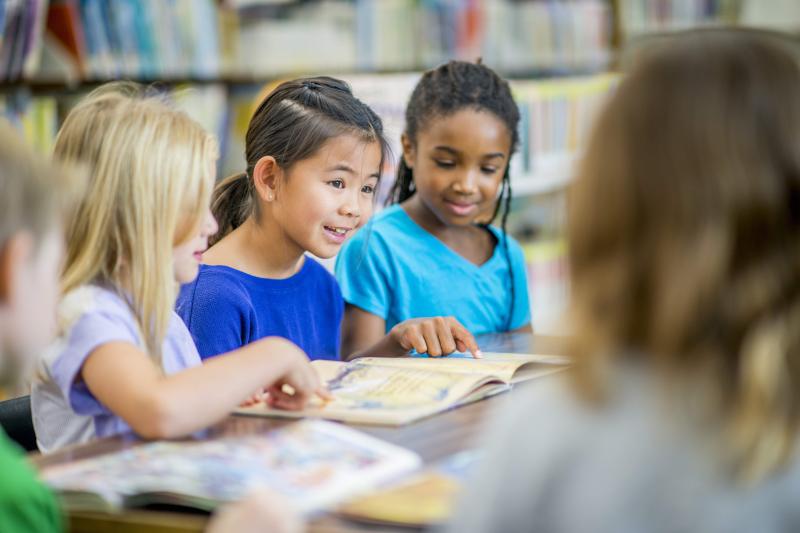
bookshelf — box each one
[0,0,617,200]
[3,0,798,332]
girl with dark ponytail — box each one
[336,61,532,357]
[177,76,479,362]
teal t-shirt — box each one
[335,204,531,335]
[0,429,62,532]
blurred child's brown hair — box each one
[0,122,78,256]
[568,29,800,483]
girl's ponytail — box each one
[210,172,253,246]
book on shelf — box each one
[32,0,224,82]
[0,0,49,81]
[39,419,421,516]
[338,450,481,528]
[523,239,569,335]
[616,0,740,42]
[355,0,612,73]
[235,352,569,426]
[0,91,57,154]
[510,73,618,189]
[343,73,617,200]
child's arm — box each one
[341,305,481,361]
[80,336,329,440]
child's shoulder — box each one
[59,284,133,327]
[178,264,256,311]
[300,256,341,293]
[303,255,336,278]
[55,284,142,346]
[192,264,251,290]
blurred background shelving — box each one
[1,0,798,332]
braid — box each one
[393,157,416,204]
[392,60,521,331]
[499,170,515,331]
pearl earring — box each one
[267,192,273,201]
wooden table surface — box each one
[32,333,566,533]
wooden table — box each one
[32,334,565,533]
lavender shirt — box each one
[31,285,201,453]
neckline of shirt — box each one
[388,204,506,272]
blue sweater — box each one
[176,258,343,361]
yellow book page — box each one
[339,450,479,527]
[339,471,459,526]
[355,352,568,383]
[237,362,494,425]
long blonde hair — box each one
[54,83,217,361]
[568,29,800,483]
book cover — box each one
[40,419,422,516]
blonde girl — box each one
[32,84,327,453]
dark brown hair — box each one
[568,29,800,482]
[211,76,389,244]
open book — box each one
[235,352,568,426]
[39,420,421,516]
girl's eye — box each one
[434,160,455,169]
[328,179,345,189]
[361,184,376,195]
[481,167,498,174]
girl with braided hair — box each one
[336,61,532,358]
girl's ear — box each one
[252,156,281,203]
[400,133,416,169]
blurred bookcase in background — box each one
[1,0,797,332]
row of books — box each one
[511,74,618,194]
[617,0,800,42]
[341,73,618,201]
[522,239,569,334]
[0,71,616,204]
[356,0,612,73]
[4,0,613,83]
[0,83,229,158]
[40,0,222,82]
[0,91,57,154]
[0,0,49,81]
[617,0,737,40]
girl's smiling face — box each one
[269,134,382,258]
[402,109,512,227]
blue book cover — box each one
[98,0,122,76]
[136,0,159,78]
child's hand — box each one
[389,317,482,358]
[240,388,268,407]
[265,340,333,410]
[206,488,303,533]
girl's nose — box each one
[452,171,479,194]
[340,192,361,218]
